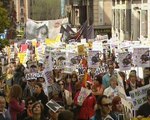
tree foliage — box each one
[0,39,9,50]
[31,0,61,20]
[0,6,11,33]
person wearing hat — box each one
[137,89,150,118]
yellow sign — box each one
[132,118,150,120]
[45,35,61,46]
[32,40,37,47]
[18,53,26,64]
[78,45,84,55]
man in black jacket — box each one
[91,95,117,120]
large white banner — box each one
[48,18,68,39]
[26,19,49,39]
[26,18,68,40]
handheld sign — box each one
[46,99,63,113]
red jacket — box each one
[74,91,96,120]
[9,98,25,120]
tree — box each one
[31,0,61,20]
[0,6,11,33]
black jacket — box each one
[34,91,49,116]
[91,109,118,120]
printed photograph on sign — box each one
[88,51,100,68]
[118,52,132,70]
[133,48,150,67]
[46,99,63,113]
[68,52,82,65]
[51,51,66,69]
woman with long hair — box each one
[24,101,47,120]
[34,83,48,118]
[9,84,25,120]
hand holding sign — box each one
[46,99,63,113]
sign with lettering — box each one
[129,84,150,110]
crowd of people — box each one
[0,49,150,120]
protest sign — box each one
[78,44,85,55]
[18,53,26,64]
[129,84,150,110]
[121,98,133,118]
[68,52,80,65]
[46,99,63,113]
[44,70,52,83]
[44,52,53,71]
[25,72,44,80]
[25,73,37,80]
[77,87,92,106]
[92,41,103,52]
[118,52,132,71]
[88,51,100,68]
[20,44,28,53]
[63,66,76,74]
[133,48,150,67]
[47,83,61,100]
[51,51,66,69]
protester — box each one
[24,101,47,120]
[137,89,150,118]
[125,72,143,96]
[112,96,130,120]
[18,96,36,120]
[74,79,96,120]
[118,71,126,90]
[92,75,104,99]
[102,64,116,88]
[91,95,117,120]
[58,110,74,120]
[9,84,25,120]
[0,96,11,120]
[143,67,150,85]
[33,83,49,117]
[103,76,119,99]
[23,79,36,99]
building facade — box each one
[13,0,28,31]
[69,0,112,38]
[112,0,150,41]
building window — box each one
[21,9,24,15]
[117,0,120,4]
[112,10,115,30]
[125,9,131,39]
[20,0,24,6]
[21,17,24,23]
[112,0,115,6]
[122,0,125,4]
[141,10,148,37]
[143,0,147,3]
[121,9,125,31]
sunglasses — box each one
[102,103,112,107]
